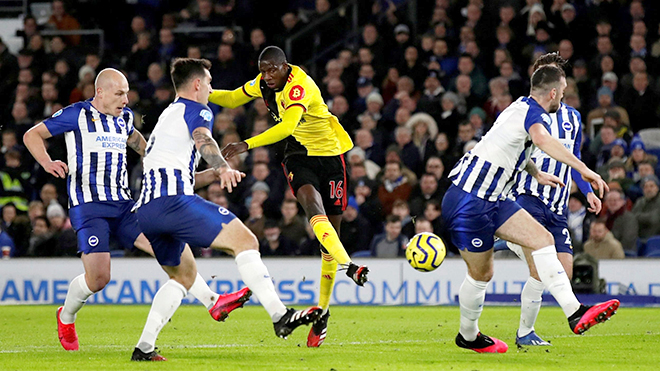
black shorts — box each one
[282,154,348,215]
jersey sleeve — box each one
[282,80,313,112]
[244,105,303,149]
[242,74,263,98]
[183,104,214,135]
[43,105,81,136]
[570,109,594,195]
[524,108,552,133]
[123,107,135,136]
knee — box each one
[469,266,493,282]
[235,234,259,254]
[86,271,110,292]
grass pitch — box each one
[0,305,658,370]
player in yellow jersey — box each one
[210,46,368,348]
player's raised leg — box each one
[497,210,618,334]
[297,185,368,286]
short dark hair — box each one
[170,58,212,91]
[530,65,565,93]
[532,52,567,71]
[258,46,287,64]
[386,214,401,224]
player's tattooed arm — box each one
[524,161,539,177]
[192,127,229,170]
[127,130,147,156]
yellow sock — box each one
[309,215,351,266]
[318,252,337,311]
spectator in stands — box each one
[26,215,56,257]
[354,128,385,167]
[245,199,265,242]
[45,201,76,256]
[157,28,179,66]
[604,160,636,197]
[408,173,443,217]
[260,219,298,257]
[423,199,445,238]
[417,70,444,122]
[340,197,372,256]
[603,189,639,254]
[0,150,31,213]
[632,175,660,242]
[347,147,380,181]
[438,92,463,141]
[211,44,245,90]
[586,87,630,136]
[370,215,408,258]
[626,139,659,181]
[406,113,438,162]
[1,203,30,256]
[378,159,413,216]
[590,125,617,169]
[620,72,660,133]
[583,221,625,259]
[567,193,596,254]
[394,126,421,176]
[452,121,477,158]
[47,0,81,46]
[279,199,310,249]
[125,32,158,82]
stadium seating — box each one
[642,236,660,258]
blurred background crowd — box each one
[1,0,660,261]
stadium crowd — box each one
[1,0,660,260]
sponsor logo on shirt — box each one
[52,109,63,118]
[289,85,305,101]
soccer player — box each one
[23,68,234,352]
[131,58,322,361]
[210,46,368,347]
[442,65,619,353]
[504,53,603,346]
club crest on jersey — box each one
[200,110,213,122]
[218,207,229,215]
[52,109,63,118]
[288,172,294,181]
[289,85,305,101]
[117,117,126,128]
[471,238,483,248]
[88,235,99,247]
[562,121,573,131]
[541,113,552,125]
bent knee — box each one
[86,272,111,292]
[468,267,493,282]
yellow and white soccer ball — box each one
[405,232,446,272]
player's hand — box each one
[217,167,245,193]
[586,192,602,214]
[580,168,609,198]
[221,142,248,160]
[535,171,565,187]
[43,160,68,178]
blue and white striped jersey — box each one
[135,97,213,207]
[43,100,134,207]
[508,103,593,215]
[448,96,551,202]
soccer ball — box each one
[405,232,446,272]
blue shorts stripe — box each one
[457,156,478,189]
[470,161,491,194]
[103,152,112,199]
[485,167,504,197]
[116,153,125,200]
[74,130,84,205]
[174,169,184,194]
[159,168,168,197]
[89,152,100,202]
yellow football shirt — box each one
[209,64,353,158]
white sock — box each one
[235,250,287,322]
[188,273,218,310]
[506,241,525,261]
[518,277,544,337]
[136,279,187,353]
[532,245,581,317]
[459,274,488,342]
[60,274,94,324]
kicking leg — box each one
[297,185,368,285]
[211,218,321,338]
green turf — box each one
[0,305,657,370]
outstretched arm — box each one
[127,130,147,156]
[222,105,304,159]
[529,123,608,196]
[192,126,244,192]
[23,123,68,178]
[208,87,254,109]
